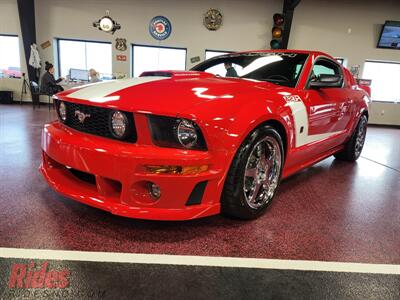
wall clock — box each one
[204,9,223,31]
[93,10,121,34]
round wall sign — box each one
[149,16,172,40]
[204,9,223,31]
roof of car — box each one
[232,49,334,59]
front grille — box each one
[56,100,137,143]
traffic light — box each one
[270,13,284,49]
[272,26,282,38]
[273,13,284,26]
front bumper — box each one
[40,121,222,220]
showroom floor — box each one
[0,104,399,299]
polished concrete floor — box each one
[0,104,399,298]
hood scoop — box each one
[140,70,215,79]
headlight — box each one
[58,101,67,122]
[177,119,198,148]
[148,115,207,150]
[110,111,128,138]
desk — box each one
[60,81,85,91]
[0,78,29,102]
[39,81,85,103]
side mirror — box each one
[310,74,343,88]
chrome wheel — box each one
[355,117,367,157]
[243,136,282,209]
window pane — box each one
[363,61,400,102]
[0,35,21,77]
[192,53,308,87]
[58,39,112,79]
[205,63,229,77]
[204,50,240,77]
[133,45,186,77]
[335,58,346,66]
[86,42,112,77]
[205,50,230,60]
[203,63,244,78]
[313,64,335,76]
[58,40,86,78]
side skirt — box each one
[281,144,345,179]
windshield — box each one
[191,52,309,87]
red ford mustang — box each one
[40,50,370,220]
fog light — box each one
[149,183,161,199]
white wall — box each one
[289,0,400,125]
[0,0,30,101]
[35,0,281,77]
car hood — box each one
[57,71,280,116]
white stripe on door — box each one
[286,100,343,147]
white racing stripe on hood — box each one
[66,77,168,101]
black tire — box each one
[221,126,284,220]
[334,115,368,161]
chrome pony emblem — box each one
[74,110,91,123]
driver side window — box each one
[312,59,341,78]
[309,58,343,88]
[313,65,335,77]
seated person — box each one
[224,62,238,77]
[89,68,101,83]
[40,61,64,95]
